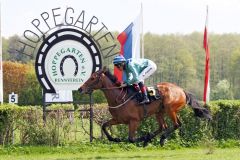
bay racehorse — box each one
[78,67,212,146]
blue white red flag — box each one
[114,8,143,81]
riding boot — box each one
[138,82,150,104]
[141,91,150,104]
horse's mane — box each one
[104,69,118,84]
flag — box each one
[203,6,210,103]
[114,6,143,81]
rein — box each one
[84,71,136,109]
[108,93,137,109]
[86,71,125,91]
[101,86,126,90]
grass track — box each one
[0,148,239,160]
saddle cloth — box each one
[147,86,162,101]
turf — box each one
[0,147,239,160]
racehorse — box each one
[78,67,212,146]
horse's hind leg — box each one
[136,112,166,147]
[141,112,166,144]
[102,118,121,142]
[156,111,168,131]
[160,111,181,146]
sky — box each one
[1,0,240,38]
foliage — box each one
[230,48,240,99]
[0,104,36,145]
[2,61,29,103]
[2,61,106,105]
[0,104,75,146]
[18,64,42,105]
[2,61,42,105]
[73,90,107,104]
[143,33,240,100]
[2,33,240,103]
[211,80,233,100]
[103,100,240,147]
[1,100,240,147]
[2,33,240,101]
[209,100,240,140]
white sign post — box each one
[9,92,18,104]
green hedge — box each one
[0,104,39,145]
[115,100,240,146]
[208,100,240,140]
[0,104,80,146]
[0,100,240,146]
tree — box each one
[3,61,29,102]
[3,32,240,101]
[2,37,10,60]
[211,80,233,100]
[18,64,42,105]
[230,48,240,99]
[8,35,32,62]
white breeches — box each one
[138,60,157,82]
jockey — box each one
[113,55,157,104]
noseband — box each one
[83,72,102,93]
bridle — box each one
[82,71,102,93]
[82,71,126,93]
[82,70,136,109]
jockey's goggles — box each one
[114,64,122,68]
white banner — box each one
[45,90,73,103]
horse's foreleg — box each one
[128,120,161,145]
[139,128,162,147]
[128,120,140,143]
[102,119,121,142]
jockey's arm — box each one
[126,64,139,85]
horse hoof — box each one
[160,138,166,147]
[113,138,121,142]
[143,141,149,147]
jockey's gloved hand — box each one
[133,83,140,91]
[115,81,122,86]
[115,81,127,87]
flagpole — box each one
[203,5,210,103]
[206,5,208,29]
[141,3,144,58]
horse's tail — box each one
[184,91,212,120]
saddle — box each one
[127,85,162,104]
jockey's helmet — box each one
[113,55,126,65]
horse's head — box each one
[78,67,110,94]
